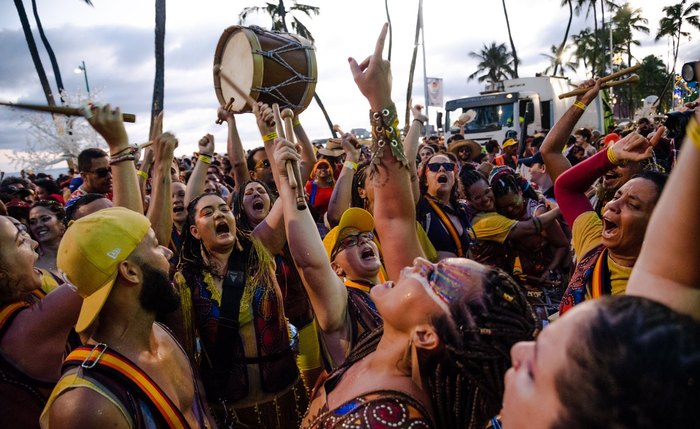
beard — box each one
[139,263,180,315]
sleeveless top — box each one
[0,293,56,429]
[416,195,473,257]
[41,324,210,428]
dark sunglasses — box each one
[255,159,271,169]
[90,167,112,178]
[316,163,330,170]
[427,162,455,172]
[332,231,374,259]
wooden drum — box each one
[213,25,317,114]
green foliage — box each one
[239,1,320,43]
[468,42,516,85]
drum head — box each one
[214,27,256,112]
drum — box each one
[213,25,317,115]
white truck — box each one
[443,76,606,144]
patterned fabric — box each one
[306,329,434,429]
[175,238,300,413]
[305,390,432,429]
[559,244,605,315]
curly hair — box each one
[421,267,537,428]
[351,161,370,210]
[553,296,700,429]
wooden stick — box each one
[214,65,258,108]
[282,108,307,210]
[215,97,235,125]
[0,101,136,122]
[558,74,640,99]
[272,104,300,192]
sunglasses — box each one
[255,159,271,170]
[90,167,112,178]
[316,163,330,170]
[332,231,374,260]
[427,162,455,172]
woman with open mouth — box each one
[305,159,336,222]
[553,133,667,315]
[416,152,473,260]
[172,132,307,428]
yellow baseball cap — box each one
[58,207,151,333]
[322,208,375,261]
[502,138,518,148]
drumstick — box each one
[272,104,300,191]
[558,74,640,99]
[649,125,666,147]
[282,108,307,210]
[213,65,258,108]
[332,124,346,135]
[0,101,136,122]
[215,97,235,125]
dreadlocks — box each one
[460,168,488,199]
[423,267,537,428]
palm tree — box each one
[571,28,597,77]
[655,0,700,106]
[239,1,337,136]
[542,45,577,76]
[555,0,575,76]
[573,0,599,75]
[612,3,648,113]
[468,42,516,85]
[502,0,519,77]
[150,0,165,136]
[13,0,56,106]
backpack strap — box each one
[64,344,190,429]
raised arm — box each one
[147,132,177,246]
[326,135,361,227]
[628,110,700,320]
[554,133,652,226]
[540,79,602,182]
[273,137,348,333]
[349,23,423,280]
[184,134,215,206]
[87,104,143,213]
[218,108,248,195]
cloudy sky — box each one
[1,0,699,174]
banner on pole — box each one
[426,77,443,107]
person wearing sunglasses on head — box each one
[416,152,473,260]
[65,148,113,207]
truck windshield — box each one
[453,103,515,134]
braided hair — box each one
[489,166,540,202]
[460,168,488,200]
[421,267,537,428]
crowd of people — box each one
[1,23,699,429]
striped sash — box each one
[64,345,190,428]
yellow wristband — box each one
[263,132,278,142]
[198,154,212,165]
[574,101,587,111]
[344,160,358,171]
[606,146,621,166]
[137,170,149,179]
[293,118,301,127]
[687,117,700,150]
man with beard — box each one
[41,207,212,428]
[65,148,114,207]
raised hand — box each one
[340,134,361,163]
[198,133,215,156]
[254,102,276,137]
[273,138,301,181]
[575,78,603,106]
[86,104,129,152]
[610,132,653,163]
[217,106,235,124]
[153,132,178,165]
[348,23,392,111]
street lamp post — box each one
[74,61,90,94]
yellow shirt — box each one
[471,212,518,244]
[572,211,631,296]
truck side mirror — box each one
[436,112,443,130]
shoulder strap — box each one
[64,345,190,429]
[589,248,613,298]
[310,182,317,205]
[426,197,464,257]
[0,302,29,334]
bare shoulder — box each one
[47,386,130,429]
